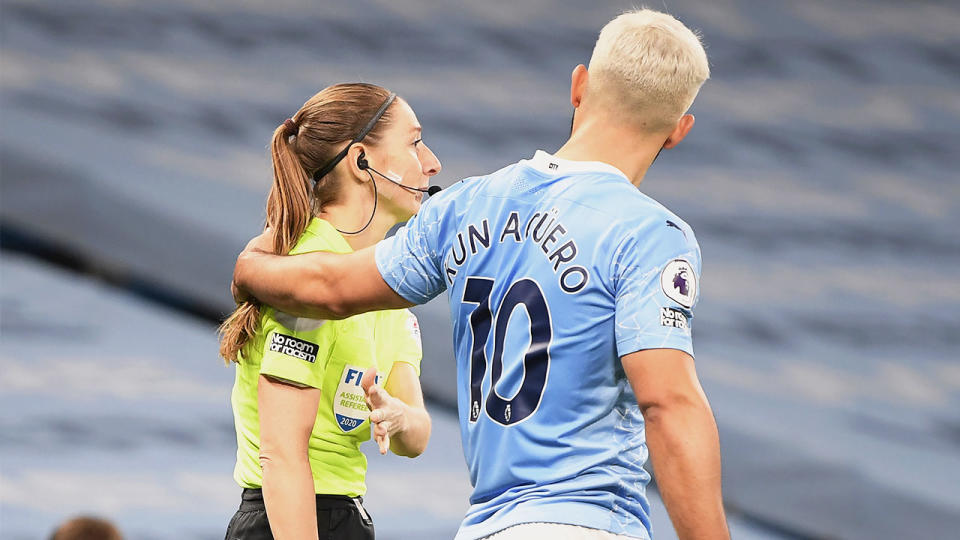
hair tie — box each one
[283,118,297,136]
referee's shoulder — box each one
[295,228,340,253]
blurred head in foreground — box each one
[49,516,123,540]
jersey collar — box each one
[523,150,629,182]
[305,218,354,253]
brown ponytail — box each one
[218,83,397,363]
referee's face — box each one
[371,100,442,222]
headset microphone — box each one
[357,152,442,196]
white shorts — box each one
[481,522,642,540]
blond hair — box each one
[218,83,396,363]
[586,9,709,131]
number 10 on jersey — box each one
[462,276,553,426]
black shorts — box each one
[225,488,375,540]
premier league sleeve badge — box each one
[659,259,697,308]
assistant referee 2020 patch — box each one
[269,332,319,363]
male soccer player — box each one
[233,9,728,540]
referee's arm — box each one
[258,374,322,539]
[622,348,730,540]
[233,233,412,319]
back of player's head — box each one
[586,9,709,132]
[49,516,123,540]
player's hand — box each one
[360,368,407,455]
[232,230,273,304]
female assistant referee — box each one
[219,83,440,539]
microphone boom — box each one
[367,165,442,196]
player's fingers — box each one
[248,230,272,253]
[370,409,382,424]
[231,280,250,304]
[239,231,272,258]
[234,231,273,302]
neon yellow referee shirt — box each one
[231,218,423,497]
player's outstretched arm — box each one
[233,234,413,320]
[622,348,730,540]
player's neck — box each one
[318,198,396,251]
[554,118,667,187]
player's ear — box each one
[570,64,588,108]
[662,114,695,149]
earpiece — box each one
[357,151,369,171]
[353,150,441,196]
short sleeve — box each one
[376,309,423,376]
[259,311,337,389]
[375,193,450,305]
[613,222,702,358]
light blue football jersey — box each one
[375,151,701,540]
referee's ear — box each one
[346,144,370,184]
[570,64,588,108]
